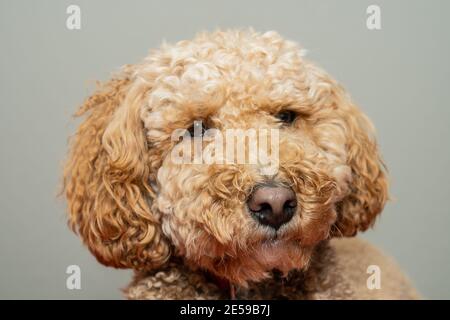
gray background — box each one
[1,0,449,299]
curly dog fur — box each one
[63,29,417,299]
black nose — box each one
[247,185,297,230]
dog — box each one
[63,29,418,299]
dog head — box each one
[63,30,388,286]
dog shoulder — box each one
[327,237,421,300]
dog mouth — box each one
[261,229,289,243]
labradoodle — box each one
[63,29,419,299]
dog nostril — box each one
[247,185,297,230]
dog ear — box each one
[331,87,389,237]
[63,68,170,270]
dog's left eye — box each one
[187,121,207,137]
[275,110,297,124]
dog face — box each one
[64,30,388,286]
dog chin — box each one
[207,239,313,287]
[251,240,312,277]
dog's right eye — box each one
[275,110,297,124]
[187,121,207,137]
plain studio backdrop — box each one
[1,0,449,299]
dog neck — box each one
[125,240,344,299]
[202,271,236,299]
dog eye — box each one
[275,110,297,124]
[188,121,207,137]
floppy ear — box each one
[332,87,389,237]
[63,68,170,270]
